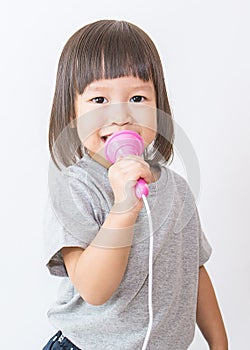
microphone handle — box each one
[135,178,149,199]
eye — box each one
[130,95,145,103]
[91,97,108,104]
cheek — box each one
[129,105,157,143]
[76,108,105,144]
[143,129,157,146]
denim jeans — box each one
[42,331,81,350]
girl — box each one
[43,20,228,349]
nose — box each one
[106,103,134,125]
[112,121,130,126]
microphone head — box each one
[104,130,144,164]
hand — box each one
[108,155,153,213]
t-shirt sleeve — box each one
[189,193,212,267]
[172,171,212,266]
[198,228,212,266]
[193,205,212,266]
[43,168,101,277]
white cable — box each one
[141,194,154,350]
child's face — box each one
[75,76,157,168]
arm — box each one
[196,266,228,350]
[62,207,138,306]
[62,156,154,306]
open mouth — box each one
[101,134,113,143]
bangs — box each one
[75,21,155,93]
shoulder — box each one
[61,155,92,180]
[48,155,104,212]
[158,165,200,225]
[167,167,190,189]
[47,155,106,198]
[161,165,194,197]
[61,154,109,185]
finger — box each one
[116,156,150,168]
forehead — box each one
[85,76,155,92]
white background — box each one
[1,0,249,348]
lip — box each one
[100,128,140,143]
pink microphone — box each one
[104,130,149,199]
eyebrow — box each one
[131,85,154,91]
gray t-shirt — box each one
[44,154,212,350]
